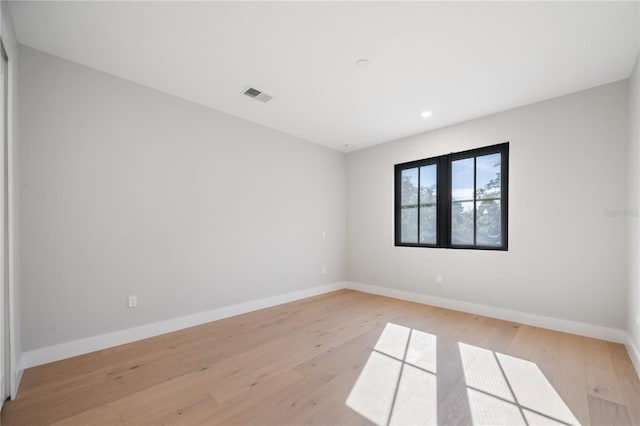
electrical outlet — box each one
[436,274,443,284]
[128,295,137,309]
[322,266,327,274]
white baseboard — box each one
[627,335,640,379]
[21,282,346,369]
[345,281,628,344]
[20,280,635,376]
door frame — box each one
[0,39,8,405]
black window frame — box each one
[394,142,509,250]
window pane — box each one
[476,153,501,200]
[419,205,436,244]
[451,201,474,245]
[476,200,502,246]
[419,165,437,244]
[401,207,418,243]
[452,158,474,201]
[419,164,437,204]
[401,168,418,206]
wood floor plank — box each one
[608,342,640,426]
[2,289,638,426]
[555,333,591,426]
[216,358,364,425]
[505,324,539,360]
[582,337,626,405]
[199,369,305,423]
[587,395,632,426]
[436,378,474,426]
[528,327,562,380]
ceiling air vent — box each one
[243,87,272,103]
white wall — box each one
[628,52,640,370]
[0,3,22,398]
[347,81,629,331]
[19,46,346,352]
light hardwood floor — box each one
[2,289,638,425]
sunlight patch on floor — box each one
[459,342,581,426]
[346,350,402,424]
[389,363,437,425]
[496,351,580,426]
[346,323,580,426]
[467,387,527,425]
[346,323,438,425]
[459,342,514,402]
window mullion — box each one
[417,167,421,244]
[473,156,477,247]
[443,156,450,248]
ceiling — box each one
[8,1,640,152]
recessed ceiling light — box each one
[421,111,433,118]
[356,59,370,68]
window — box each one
[394,143,508,250]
